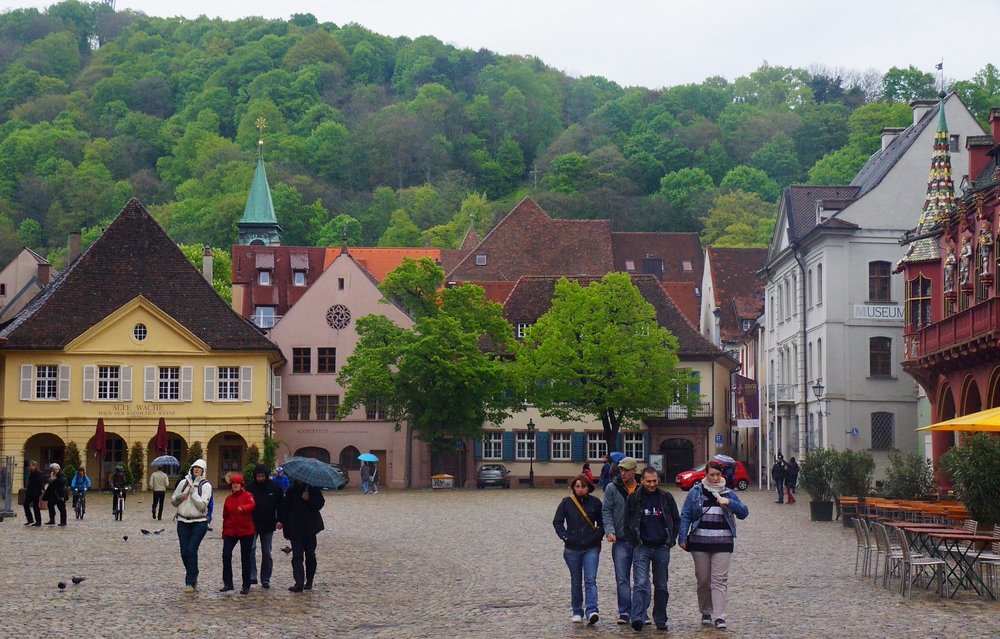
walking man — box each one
[771,456,786,504]
[602,457,640,625]
[360,461,375,494]
[625,467,680,632]
[247,464,283,589]
[281,480,325,592]
[23,460,44,526]
[149,466,170,520]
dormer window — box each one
[681,260,692,272]
[516,322,532,338]
[258,270,272,286]
[624,260,635,272]
[293,270,306,286]
[475,254,487,266]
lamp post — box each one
[526,419,536,489]
[811,380,824,453]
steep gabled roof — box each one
[446,197,613,281]
[610,232,704,283]
[503,274,732,362]
[852,100,942,197]
[325,247,441,282]
[783,185,862,245]
[706,247,767,342]
[1,199,279,353]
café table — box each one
[889,524,959,556]
[922,531,997,599]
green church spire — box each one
[237,117,283,246]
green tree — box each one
[939,433,1000,524]
[17,218,42,248]
[337,258,515,447]
[313,213,363,247]
[807,146,869,185]
[749,133,802,186]
[128,441,144,487]
[880,65,936,104]
[720,165,780,202]
[515,272,686,451]
[378,209,421,247]
[657,167,715,211]
[952,64,1000,125]
[543,152,592,193]
[701,191,775,247]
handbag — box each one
[569,495,599,532]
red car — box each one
[675,461,750,491]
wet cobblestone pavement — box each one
[1,487,997,638]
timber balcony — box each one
[904,297,1000,364]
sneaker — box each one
[701,614,712,626]
[587,612,599,625]
[289,584,304,593]
[631,619,644,631]
[184,585,194,593]
[571,615,583,623]
[618,615,630,625]
[261,582,270,589]
[715,619,727,630]
[239,587,250,595]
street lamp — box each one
[526,419,536,489]
[811,380,824,400]
[810,381,824,453]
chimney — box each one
[880,127,905,151]
[201,244,213,282]
[990,107,1000,143]
[910,99,938,126]
[37,263,50,286]
[640,254,664,282]
[68,232,81,263]
[966,134,994,184]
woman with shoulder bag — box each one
[552,474,604,626]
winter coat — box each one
[171,474,212,523]
[221,489,256,538]
[247,477,284,534]
[552,493,604,551]
[43,473,67,503]
[677,482,749,546]
[601,477,636,538]
[623,486,680,548]
[785,461,800,486]
[273,473,290,494]
[24,469,45,498]
[281,483,325,540]
[771,461,786,482]
[70,474,92,492]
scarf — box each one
[701,476,726,496]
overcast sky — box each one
[3,0,998,89]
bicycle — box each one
[73,489,86,520]
[112,486,128,521]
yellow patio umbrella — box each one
[916,405,1000,431]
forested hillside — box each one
[0,1,997,268]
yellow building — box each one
[0,200,283,491]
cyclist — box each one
[111,465,128,519]
[70,468,91,512]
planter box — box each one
[809,500,834,521]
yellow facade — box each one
[1,297,279,491]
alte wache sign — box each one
[97,404,178,418]
[853,304,903,321]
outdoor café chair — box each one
[853,518,875,577]
[873,523,904,589]
[898,530,946,598]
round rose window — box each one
[326,304,352,330]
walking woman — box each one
[552,474,604,625]
[282,480,325,592]
[43,463,68,526]
[220,474,256,594]
[678,460,749,631]
[171,459,212,592]
[784,457,799,504]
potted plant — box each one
[882,451,934,500]
[832,449,875,527]
[939,433,1000,527]
[798,448,837,521]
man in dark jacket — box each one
[23,460,44,526]
[281,480,325,592]
[247,464,284,589]
[624,467,680,632]
[771,457,786,504]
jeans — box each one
[774,478,785,502]
[249,531,274,584]
[177,521,209,587]
[631,544,670,626]
[222,535,254,590]
[611,541,634,617]
[563,546,600,617]
[291,535,318,587]
[151,491,165,519]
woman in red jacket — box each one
[220,474,256,594]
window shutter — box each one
[501,432,515,462]
[144,366,155,402]
[474,438,482,461]
[241,366,253,402]
[203,366,216,402]
[58,365,71,401]
[181,366,193,401]
[571,432,586,462]
[271,375,282,409]
[642,431,650,460]
[20,364,32,400]
[536,432,550,462]
[120,366,131,401]
[83,365,95,401]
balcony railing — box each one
[663,402,713,419]
[906,297,1000,360]
[765,384,796,402]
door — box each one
[219,446,242,486]
[660,438,695,480]
[371,449,387,486]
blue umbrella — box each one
[358,453,379,463]
[150,455,180,467]
[713,454,736,465]
[609,451,626,463]
[281,456,348,490]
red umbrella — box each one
[155,417,168,456]
[94,418,106,460]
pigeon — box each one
[123,535,128,541]
[140,529,151,535]
[71,577,86,585]
[280,546,292,554]
[153,529,164,535]
[57,582,66,589]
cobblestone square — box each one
[1,487,997,638]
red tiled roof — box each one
[706,247,767,342]
[611,232,704,283]
[446,197,614,281]
[784,186,861,244]
[325,247,441,282]
[661,281,701,326]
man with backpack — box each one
[602,457,640,626]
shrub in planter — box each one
[128,441,145,489]
[882,451,934,499]
[798,448,837,503]
[939,433,1000,526]
[832,449,875,498]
